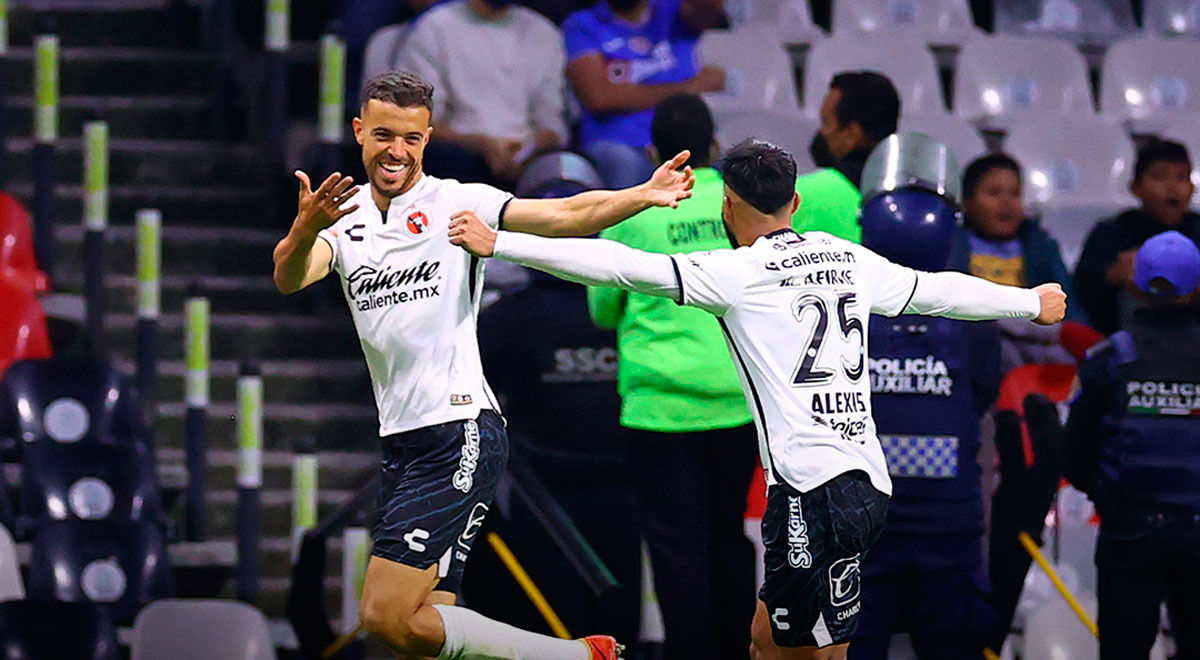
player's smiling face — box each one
[354,99,431,204]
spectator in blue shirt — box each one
[564,0,725,189]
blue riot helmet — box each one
[859,132,962,271]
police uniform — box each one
[317,175,512,593]
[1065,306,1200,659]
[478,270,641,644]
[848,317,1001,660]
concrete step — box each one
[5,137,268,187]
[96,310,361,362]
[117,357,371,407]
[8,6,187,49]
[6,181,270,228]
[4,95,234,141]
[2,47,215,96]
[53,224,286,277]
[152,401,377,453]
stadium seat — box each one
[20,442,163,525]
[361,23,413,96]
[1100,36,1200,132]
[517,151,604,199]
[804,35,946,116]
[0,358,147,452]
[0,282,52,381]
[26,519,174,626]
[1022,591,1098,660]
[954,36,1093,129]
[1003,117,1135,208]
[1160,115,1200,207]
[131,599,275,660]
[0,599,121,660]
[899,113,989,166]
[992,0,1136,45]
[0,192,48,295]
[1036,202,1125,268]
[830,0,982,45]
[698,27,800,113]
[713,109,819,174]
[0,523,23,601]
[1143,0,1200,35]
[724,0,826,42]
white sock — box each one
[433,604,590,660]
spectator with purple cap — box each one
[1064,230,1200,660]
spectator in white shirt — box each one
[399,0,568,186]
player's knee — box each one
[359,596,419,649]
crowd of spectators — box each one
[332,1,1200,656]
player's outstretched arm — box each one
[906,271,1067,325]
[273,170,358,294]
[500,151,696,237]
[449,211,680,298]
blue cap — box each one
[1135,230,1200,297]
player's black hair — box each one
[361,71,434,113]
[1134,139,1192,181]
[963,153,1022,200]
[719,139,797,215]
[829,71,901,145]
[651,94,714,168]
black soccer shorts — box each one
[372,409,508,594]
[759,469,889,647]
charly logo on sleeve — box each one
[345,260,441,312]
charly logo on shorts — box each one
[457,502,489,551]
[829,554,861,608]
[452,421,481,493]
[786,496,813,569]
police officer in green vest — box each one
[588,94,758,660]
[794,71,901,244]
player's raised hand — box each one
[294,170,359,234]
[642,150,696,209]
[1032,283,1067,325]
[449,210,498,258]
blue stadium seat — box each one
[20,442,163,525]
[0,358,148,455]
[26,519,175,626]
[0,599,121,660]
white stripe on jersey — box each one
[317,175,512,436]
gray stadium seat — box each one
[360,24,413,96]
[1004,117,1135,208]
[804,35,946,116]
[993,0,1136,45]
[713,109,819,174]
[1022,590,1098,660]
[131,598,275,660]
[1142,0,1200,36]
[831,0,983,45]
[899,114,989,166]
[0,524,22,602]
[1101,36,1200,133]
[698,27,800,113]
[724,0,826,42]
[954,36,1094,129]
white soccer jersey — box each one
[317,175,511,436]
[671,229,922,496]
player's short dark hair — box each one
[829,71,901,145]
[719,139,797,215]
[963,153,1022,200]
[1135,139,1192,181]
[361,71,434,113]
[651,94,714,168]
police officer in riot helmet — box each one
[848,133,1004,659]
[1065,230,1200,659]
